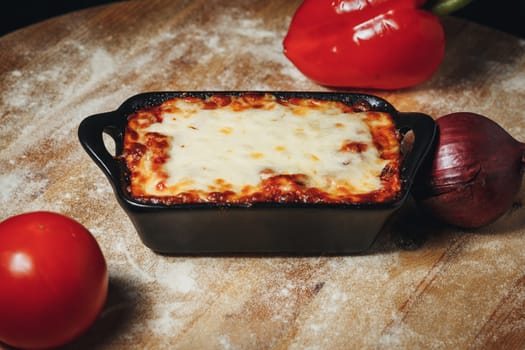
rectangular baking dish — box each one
[78,91,436,254]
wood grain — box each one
[0,1,524,349]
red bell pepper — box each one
[283,0,447,89]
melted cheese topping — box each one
[122,94,401,205]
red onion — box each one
[413,112,525,229]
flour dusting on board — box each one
[0,167,48,215]
[155,261,197,294]
[501,67,525,93]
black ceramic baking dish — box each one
[78,91,436,254]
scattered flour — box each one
[501,71,525,93]
[0,169,48,216]
[0,172,25,202]
[155,261,197,294]
[145,302,186,336]
[218,335,234,350]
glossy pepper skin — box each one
[283,0,446,89]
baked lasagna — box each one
[121,93,402,205]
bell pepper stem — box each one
[427,0,474,16]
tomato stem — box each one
[426,0,474,16]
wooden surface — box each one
[1,1,524,349]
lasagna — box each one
[121,93,402,205]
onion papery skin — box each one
[413,112,525,229]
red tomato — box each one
[283,0,445,89]
[0,212,108,349]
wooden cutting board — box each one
[1,1,524,348]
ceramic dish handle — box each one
[78,111,124,188]
[395,112,437,193]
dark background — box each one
[0,0,524,38]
